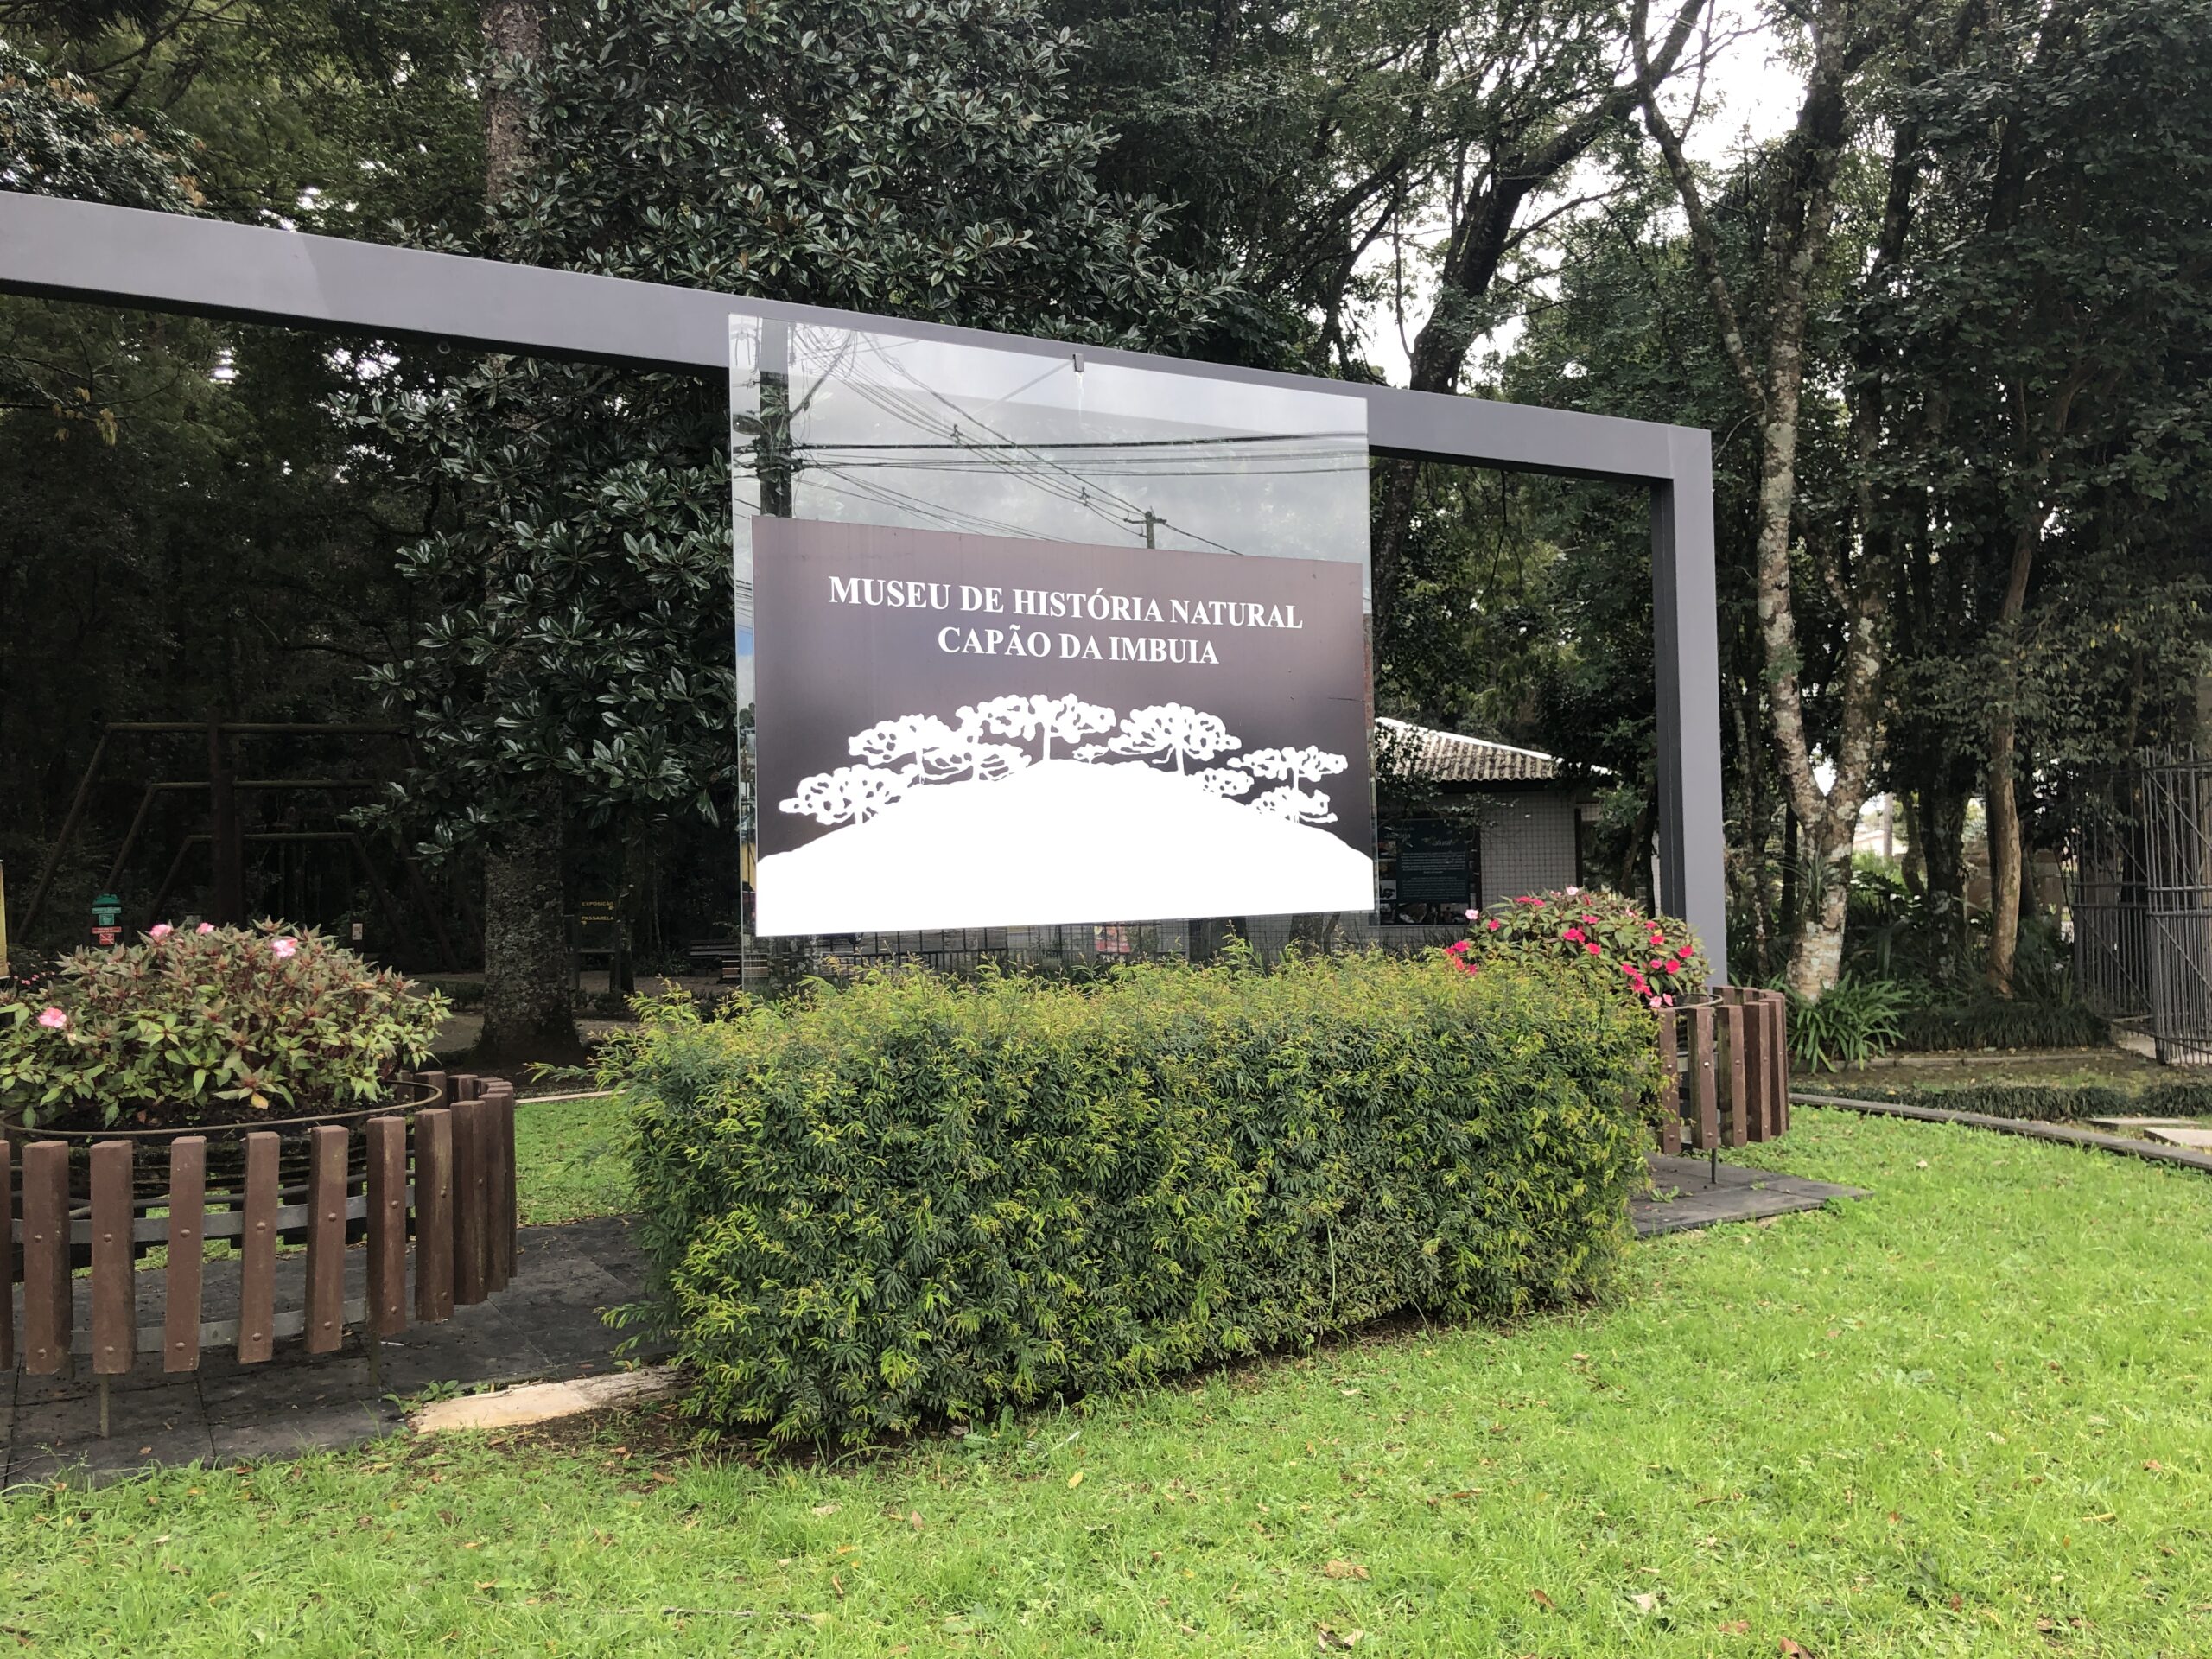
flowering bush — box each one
[0,922,448,1130]
[1451,887,1707,1012]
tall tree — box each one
[1868,0,2212,993]
[354,0,1225,1048]
[1633,0,1921,997]
[466,0,573,1060]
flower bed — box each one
[603,950,1656,1446]
[1454,886,1707,1010]
[0,922,445,1133]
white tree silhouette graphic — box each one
[958,693,1116,760]
[1195,766,1254,798]
[1245,746,1350,825]
[779,703,1353,836]
[779,765,912,826]
[850,714,961,772]
[1108,703,1242,772]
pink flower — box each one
[196,923,215,936]
[270,937,299,960]
[1484,918,1500,931]
[1650,957,1666,970]
[1581,941,1597,955]
[149,923,174,940]
[1564,927,1586,944]
[1662,994,1675,1007]
[1649,930,1665,944]
[1664,961,1679,975]
[37,1007,67,1030]
[1464,909,1481,921]
[1564,886,1580,896]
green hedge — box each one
[1809,1080,2212,1122]
[1895,997,2108,1052]
[605,952,1656,1446]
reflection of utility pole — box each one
[209,709,244,925]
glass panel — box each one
[730,315,1373,976]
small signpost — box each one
[90,891,124,948]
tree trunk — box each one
[482,0,545,209]
[1920,776,1970,987]
[472,0,574,1059]
[479,776,579,1061]
[1984,514,2040,995]
[1638,0,1880,1001]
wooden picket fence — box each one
[2,1071,518,1380]
[1652,987,1790,1153]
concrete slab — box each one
[2145,1125,2212,1149]
[413,1366,680,1434]
[1634,1154,1866,1236]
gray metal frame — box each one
[0,191,1730,977]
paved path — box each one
[6,1156,1861,1485]
[3,1216,658,1488]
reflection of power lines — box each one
[837,341,1312,558]
[744,330,1366,559]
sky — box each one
[1361,3,1802,387]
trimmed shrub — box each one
[604,950,1656,1446]
[1895,996,2108,1052]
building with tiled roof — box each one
[1371,717,1607,923]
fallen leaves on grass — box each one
[1315,1624,1363,1648]
[1530,1588,1556,1611]
[1322,1560,1370,1581]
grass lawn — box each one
[514,1092,633,1225]
[9,1108,2211,1656]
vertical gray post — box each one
[1650,427,1729,983]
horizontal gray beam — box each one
[0,192,1684,481]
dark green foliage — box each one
[0,42,201,208]
[1895,996,2108,1054]
[358,0,1227,855]
[1786,976,1911,1072]
[604,950,1655,1446]
[1811,1080,2212,1123]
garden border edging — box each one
[1791,1090,2212,1173]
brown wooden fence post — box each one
[486,1079,516,1289]
[164,1135,207,1372]
[415,1106,454,1322]
[0,1136,13,1371]
[365,1114,409,1338]
[1718,1000,1749,1148]
[238,1130,280,1363]
[21,1141,69,1375]
[1656,1012,1682,1155]
[90,1140,136,1376]
[1769,992,1791,1134]
[1738,993,1770,1143]
[304,1123,348,1354]
[453,1091,490,1306]
[1687,1006,1719,1151]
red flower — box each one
[1586,942,1601,956]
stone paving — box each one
[3,1215,656,1488]
[5,1158,1862,1485]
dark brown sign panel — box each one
[753,518,1373,934]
